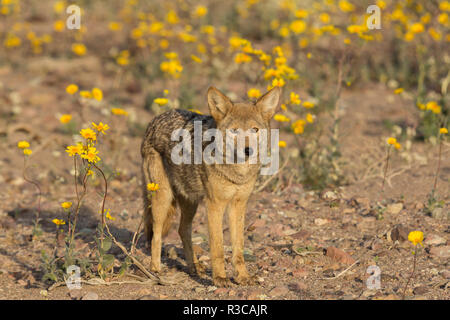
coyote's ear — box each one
[256,86,281,121]
[207,87,232,122]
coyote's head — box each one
[207,86,281,173]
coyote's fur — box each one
[141,86,281,286]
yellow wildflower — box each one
[17,141,30,149]
[66,143,84,156]
[80,128,97,141]
[92,122,109,134]
[60,114,72,124]
[440,128,448,135]
[394,142,402,150]
[273,114,291,122]
[247,88,261,99]
[394,88,404,94]
[111,108,129,116]
[306,113,315,123]
[387,137,397,145]
[278,140,287,148]
[53,20,65,32]
[154,98,169,106]
[72,43,87,56]
[81,147,100,163]
[61,202,72,209]
[66,84,78,95]
[52,219,66,225]
[106,209,116,221]
[92,88,103,101]
[290,92,301,105]
[79,90,93,99]
[147,183,160,191]
[23,149,32,156]
[408,231,424,246]
[303,101,315,108]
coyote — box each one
[141,86,281,286]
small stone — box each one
[440,270,450,279]
[269,285,289,297]
[247,288,265,299]
[413,286,428,295]
[389,225,409,242]
[322,191,338,201]
[424,234,446,246]
[291,230,311,240]
[292,268,309,278]
[387,203,403,214]
[69,289,82,300]
[195,287,206,293]
[431,208,448,220]
[207,286,217,292]
[429,246,450,259]
[314,218,329,226]
[214,288,228,295]
[81,292,98,300]
[288,281,307,292]
[414,202,424,210]
[325,247,356,265]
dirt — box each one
[0,57,449,300]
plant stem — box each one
[432,138,442,192]
[402,246,418,300]
[381,146,391,192]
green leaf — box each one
[102,238,112,252]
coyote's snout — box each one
[141,86,281,286]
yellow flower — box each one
[92,122,109,134]
[72,43,87,56]
[166,10,179,24]
[80,128,97,141]
[410,23,424,34]
[278,140,287,148]
[147,182,160,191]
[303,101,315,108]
[190,54,202,63]
[66,143,84,156]
[53,20,65,32]
[339,0,355,12]
[61,201,72,209]
[394,88,404,94]
[247,88,261,99]
[108,22,123,31]
[154,98,169,106]
[394,142,401,150]
[387,137,397,145]
[60,114,72,124]
[306,113,315,123]
[292,119,306,134]
[290,92,301,105]
[408,231,423,246]
[290,20,306,34]
[66,84,78,95]
[17,141,30,149]
[440,128,448,135]
[273,114,291,122]
[81,147,100,163]
[271,78,285,88]
[23,149,32,156]
[105,209,116,221]
[79,90,93,99]
[426,101,441,114]
[235,53,252,64]
[194,5,208,17]
[91,88,103,101]
[111,108,129,116]
[188,108,203,114]
[52,219,66,225]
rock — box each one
[314,218,329,226]
[269,285,289,297]
[247,288,265,299]
[414,202,424,210]
[387,203,403,214]
[429,246,450,259]
[413,286,428,295]
[207,286,217,292]
[389,225,409,242]
[81,292,98,300]
[325,247,356,265]
[441,270,450,279]
[292,268,309,278]
[322,191,338,201]
[291,230,311,240]
[69,289,82,300]
[214,288,228,295]
[431,208,448,219]
[288,281,307,292]
[424,234,447,246]
[195,287,206,293]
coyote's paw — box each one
[188,262,206,277]
[235,274,257,286]
[213,276,232,287]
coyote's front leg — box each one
[205,197,231,287]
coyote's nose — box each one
[244,147,253,156]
